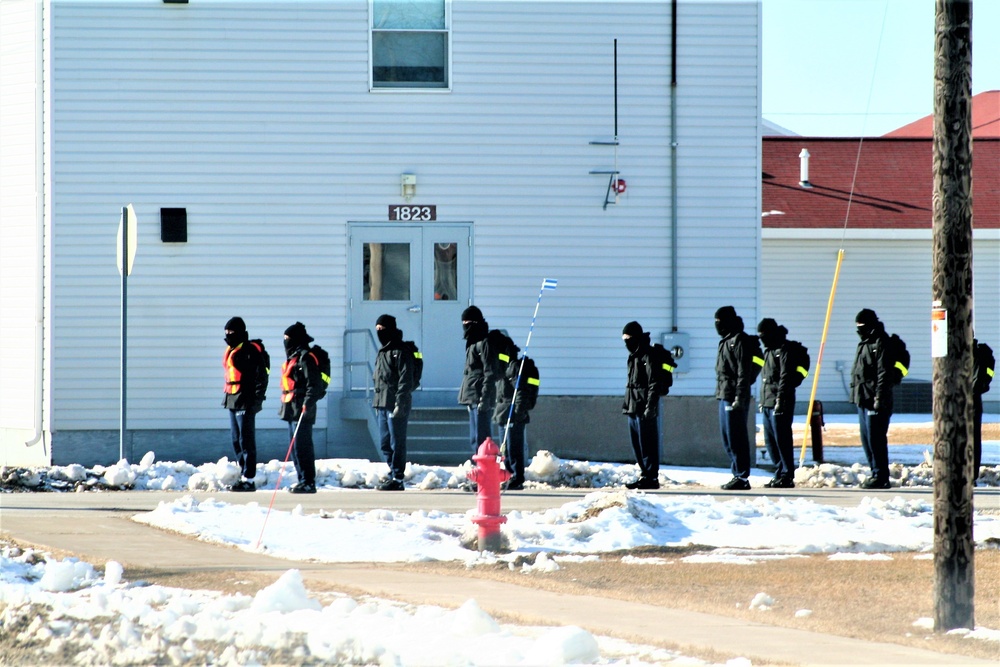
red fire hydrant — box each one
[467,437,511,552]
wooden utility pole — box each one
[932,0,974,632]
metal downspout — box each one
[25,0,45,452]
[669,0,679,332]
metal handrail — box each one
[343,328,378,398]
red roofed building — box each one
[884,90,1000,139]
[761,106,999,414]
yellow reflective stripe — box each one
[527,377,540,386]
[894,361,909,377]
[987,367,995,378]
[796,366,808,378]
[320,372,331,385]
[413,351,422,359]
[498,353,510,363]
[662,363,675,372]
[752,356,765,368]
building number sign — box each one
[388,205,436,221]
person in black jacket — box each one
[492,333,539,491]
[757,318,796,489]
[279,321,323,494]
[850,308,893,490]
[222,316,267,492]
[715,306,761,490]
[458,306,498,455]
[622,321,661,490]
[973,338,995,481]
[373,314,415,491]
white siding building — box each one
[1,0,762,467]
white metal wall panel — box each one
[762,231,1000,406]
[46,0,760,431]
[0,0,42,437]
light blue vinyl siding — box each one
[43,0,760,430]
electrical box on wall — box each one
[160,208,187,242]
[661,332,690,374]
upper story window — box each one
[371,0,450,90]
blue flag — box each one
[542,278,558,290]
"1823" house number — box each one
[388,205,436,221]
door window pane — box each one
[364,242,410,301]
[433,241,458,301]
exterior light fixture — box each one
[401,174,417,201]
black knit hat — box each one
[461,306,484,322]
[855,308,879,325]
[376,314,397,330]
[225,316,246,333]
[757,318,779,336]
[283,321,313,343]
[715,305,738,322]
[622,321,644,337]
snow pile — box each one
[134,491,1000,563]
[2,448,997,493]
[0,544,722,666]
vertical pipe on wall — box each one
[25,0,45,453]
[669,0,679,331]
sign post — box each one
[117,204,138,460]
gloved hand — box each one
[391,404,403,418]
[871,399,880,415]
[301,404,308,415]
[730,399,742,412]
[253,401,264,414]
[642,407,655,420]
[774,400,785,416]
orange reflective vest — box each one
[223,343,245,394]
[281,356,299,403]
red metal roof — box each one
[883,90,1000,138]
[762,137,999,229]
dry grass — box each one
[779,420,1000,448]
[392,548,1000,662]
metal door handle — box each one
[408,305,421,313]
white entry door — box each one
[348,223,472,396]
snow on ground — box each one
[0,545,725,666]
[2,415,998,665]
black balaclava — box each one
[715,306,738,337]
[622,321,645,354]
[855,308,879,342]
[224,316,247,348]
[461,305,488,345]
[757,318,786,350]
[376,314,398,347]
[283,321,313,357]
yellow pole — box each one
[800,249,846,467]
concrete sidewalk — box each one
[1,492,995,667]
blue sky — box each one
[763,0,1000,137]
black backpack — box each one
[744,333,765,382]
[305,345,332,398]
[886,334,910,385]
[646,343,676,397]
[785,340,810,387]
[402,340,423,389]
[248,338,270,395]
[974,341,995,395]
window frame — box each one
[369,0,452,93]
